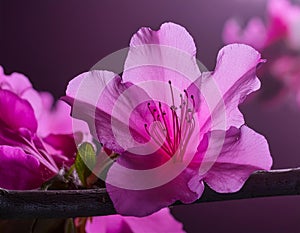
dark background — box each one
[1,0,300,232]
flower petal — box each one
[0,66,32,94]
[192,44,263,132]
[129,22,196,57]
[124,208,185,233]
[203,126,272,193]
[19,88,43,122]
[64,70,154,153]
[123,23,201,106]
[0,145,53,190]
[214,44,262,94]
[38,97,72,136]
[0,90,37,133]
[85,215,131,233]
[106,156,203,216]
[42,133,78,168]
[85,208,185,233]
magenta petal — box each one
[37,98,73,137]
[85,215,131,233]
[129,22,196,57]
[42,134,77,168]
[214,44,262,93]
[0,145,51,190]
[204,126,272,193]
[64,70,126,152]
[124,208,185,233]
[0,66,32,94]
[122,23,201,102]
[86,208,185,233]
[186,72,213,132]
[106,158,202,216]
[39,91,54,110]
[201,44,263,131]
[0,90,37,133]
[21,88,43,120]
[64,70,154,153]
[38,93,89,137]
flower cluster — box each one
[0,21,274,232]
[0,66,79,190]
[0,65,184,232]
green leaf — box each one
[75,142,96,187]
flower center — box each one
[144,81,195,157]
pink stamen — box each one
[145,81,196,158]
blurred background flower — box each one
[223,0,300,105]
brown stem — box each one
[1,168,300,219]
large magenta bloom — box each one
[65,23,272,216]
[0,66,79,190]
[85,208,185,233]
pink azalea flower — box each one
[84,208,185,233]
[64,22,272,216]
[223,0,300,50]
[0,66,80,190]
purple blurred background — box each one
[1,0,300,232]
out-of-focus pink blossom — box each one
[267,0,300,50]
[0,66,82,190]
[65,22,272,217]
[223,0,300,50]
[223,0,300,104]
[223,18,268,50]
[84,208,185,233]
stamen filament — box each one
[144,87,196,160]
